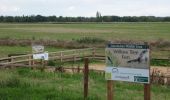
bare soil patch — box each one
[89,64,170,76]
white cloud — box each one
[0,4,20,13]
[68,6,76,11]
[0,0,170,16]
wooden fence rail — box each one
[0,48,96,65]
[0,48,169,66]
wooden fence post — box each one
[73,50,76,62]
[84,58,89,100]
[60,52,63,62]
[144,42,151,100]
[83,50,85,58]
[144,84,151,100]
[92,48,96,59]
[31,55,35,69]
[29,55,32,66]
[107,80,113,100]
[8,55,12,62]
[79,50,81,61]
[40,59,46,72]
[77,65,80,73]
[10,57,14,68]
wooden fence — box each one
[0,48,104,66]
[0,48,170,66]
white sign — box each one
[105,44,150,83]
[33,53,48,60]
[105,67,149,83]
[32,45,44,54]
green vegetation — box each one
[0,68,170,100]
[1,18,170,100]
[0,46,66,57]
[75,37,106,44]
[151,59,170,67]
[0,23,170,41]
[0,15,170,22]
[0,23,170,66]
[0,23,170,57]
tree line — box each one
[0,15,170,22]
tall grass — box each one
[0,68,170,100]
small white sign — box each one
[32,45,44,54]
[33,53,48,60]
[105,44,150,84]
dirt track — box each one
[44,63,170,76]
[89,64,170,76]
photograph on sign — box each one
[105,44,150,84]
[106,45,149,69]
[32,45,44,54]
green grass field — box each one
[0,22,170,58]
[0,22,170,41]
[0,68,170,100]
[0,23,170,99]
[0,23,170,67]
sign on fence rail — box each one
[33,52,49,60]
[105,44,150,83]
[32,45,44,54]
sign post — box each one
[144,84,150,100]
[105,43,150,100]
[84,58,89,100]
[107,80,113,100]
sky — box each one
[0,0,170,17]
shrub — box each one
[76,37,106,44]
[48,60,56,66]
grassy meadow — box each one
[0,22,170,58]
[0,22,170,41]
[0,68,170,100]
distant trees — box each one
[0,14,170,23]
[96,11,102,22]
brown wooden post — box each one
[8,55,12,62]
[10,57,14,68]
[73,50,76,62]
[107,80,113,100]
[144,42,151,100]
[84,58,89,99]
[60,52,63,62]
[144,84,151,100]
[83,50,85,58]
[40,59,45,72]
[92,48,95,59]
[77,65,80,73]
[31,55,35,69]
[29,55,32,66]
